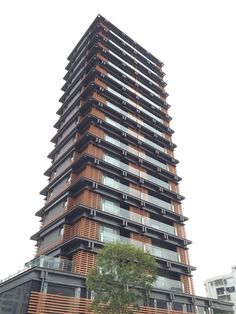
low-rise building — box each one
[205,265,236,312]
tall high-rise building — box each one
[0,15,233,314]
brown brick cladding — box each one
[86,124,104,138]
[64,217,100,242]
[129,182,148,195]
[130,206,150,218]
[95,64,108,75]
[165,148,173,158]
[176,246,195,293]
[167,164,176,175]
[177,247,190,265]
[130,232,152,245]
[171,202,183,215]
[89,107,105,120]
[72,250,96,275]
[174,223,186,238]
[67,189,101,211]
[94,77,107,89]
[92,91,106,104]
[96,51,107,62]
[180,275,195,295]
[169,182,179,194]
[71,143,103,168]
[71,164,102,184]
[28,291,195,314]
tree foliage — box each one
[86,242,158,314]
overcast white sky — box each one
[0,0,236,297]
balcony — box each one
[102,175,173,212]
[25,255,74,273]
[100,228,179,263]
[101,198,175,235]
[104,134,168,170]
[154,276,183,293]
[103,154,170,190]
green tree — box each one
[87,242,158,314]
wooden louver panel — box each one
[68,190,101,210]
[27,291,195,314]
[72,250,96,275]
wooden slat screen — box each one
[28,291,194,314]
[130,232,152,245]
[180,275,195,295]
[130,206,150,218]
[72,250,96,275]
[68,190,101,210]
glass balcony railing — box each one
[103,154,169,190]
[68,77,83,97]
[70,65,85,85]
[101,198,175,235]
[154,276,183,292]
[106,86,163,124]
[106,56,162,113]
[106,101,164,138]
[73,34,88,60]
[22,255,182,293]
[105,117,165,153]
[109,39,160,79]
[107,60,162,98]
[102,176,172,211]
[109,29,159,69]
[104,134,168,171]
[100,229,179,262]
[107,40,162,88]
[25,255,74,273]
[107,72,161,111]
[72,53,86,73]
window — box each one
[197,306,207,314]
[226,286,235,293]
[214,279,224,286]
[63,199,68,208]
[58,227,64,237]
[154,299,169,309]
[48,190,54,198]
[101,199,120,215]
[60,119,65,128]
[218,295,231,301]
[173,303,183,311]
[104,154,120,167]
[51,170,57,178]
[186,304,194,313]
[67,175,71,183]
[47,283,75,297]
[58,134,63,143]
[102,176,120,189]
[216,287,225,295]
[100,226,119,243]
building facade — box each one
[0,15,233,314]
[205,266,236,313]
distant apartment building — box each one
[205,265,236,312]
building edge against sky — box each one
[205,265,236,313]
[0,14,233,314]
